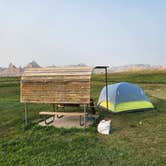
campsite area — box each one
[0,71,166,166]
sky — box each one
[0,0,166,67]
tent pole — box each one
[105,68,109,111]
[24,103,28,126]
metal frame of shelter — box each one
[21,66,109,128]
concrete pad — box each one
[38,114,99,128]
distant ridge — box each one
[109,64,166,73]
[92,64,166,74]
[0,62,165,76]
[25,60,41,68]
[0,61,41,77]
[0,63,22,77]
[66,63,87,67]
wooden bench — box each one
[39,111,88,126]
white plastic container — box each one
[97,120,111,135]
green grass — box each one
[0,72,166,166]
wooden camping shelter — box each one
[21,66,108,127]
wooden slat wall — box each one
[21,67,94,104]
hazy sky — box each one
[0,0,166,67]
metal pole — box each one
[105,68,109,111]
[24,103,28,126]
[84,104,86,128]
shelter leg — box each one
[84,104,86,128]
[24,103,28,126]
[79,105,85,126]
[90,98,95,114]
[52,104,56,121]
[80,116,84,126]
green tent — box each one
[98,82,154,113]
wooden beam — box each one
[39,111,87,116]
[24,103,28,126]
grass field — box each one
[0,71,166,166]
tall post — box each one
[24,103,28,126]
[84,104,86,128]
[105,67,109,111]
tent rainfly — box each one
[21,66,109,127]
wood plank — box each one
[39,111,87,116]
[22,79,91,83]
[23,67,94,76]
[22,75,91,81]
[24,67,94,72]
[23,73,92,77]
